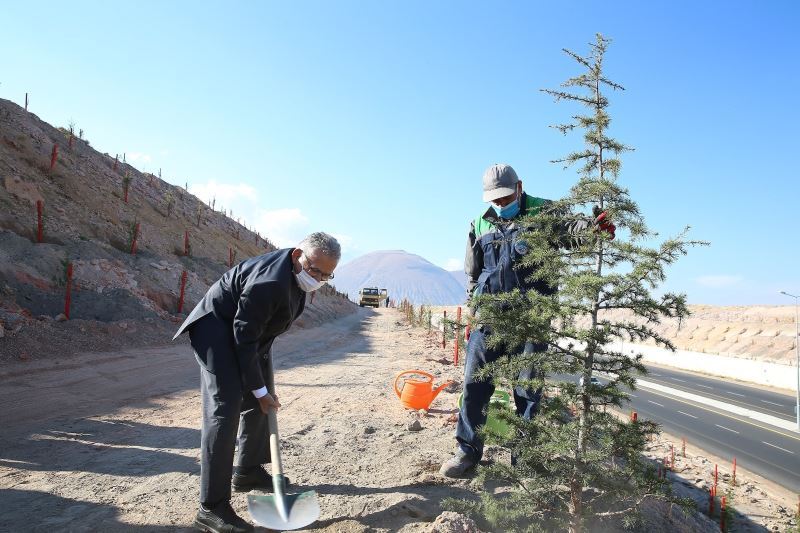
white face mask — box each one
[294,268,325,292]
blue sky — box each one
[1,1,798,305]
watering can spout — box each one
[430,381,451,400]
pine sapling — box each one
[447,34,704,533]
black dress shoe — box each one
[193,501,253,533]
[232,465,290,492]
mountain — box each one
[448,269,468,291]
[331,250,466,306]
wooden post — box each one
[442,310,447,349]
[229,247,233,268]
[177,270,188,313]
[113,154,118,172]
[714,463,718,488]
[130,223,140,255]
[670,444,675,469]
[25,92,28,111]
[454,306,462,364]
[64,263,73,319]
[732,457,736,485]
[720,496,726,530]
[50,144,58,171]
[184,230,190,256]
[36,200,43,243]
[682,437,686,457]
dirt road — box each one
[0,309,472,532]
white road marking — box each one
[762,441,795,454]
[648,400,664,407]
[650,373,662,377]
[760,400,783,407]
[696,384,714,389]
[670,377,687,383]
[726,392,745,397]
[677,411,698,419]
[715,424,740,434]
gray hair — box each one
[298,232,341,260]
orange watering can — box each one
[394,370,453,410]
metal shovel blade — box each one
[248,490,320,531]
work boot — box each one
[232,465,289,492]
[194,500,253,533]
[439,449,477,478]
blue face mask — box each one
[492,198,520,219]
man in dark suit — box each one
[174,232,340,533]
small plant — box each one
[52,255,70,288]
[123,172,131,203]
[164,191,175,218]
[127,220,139,254]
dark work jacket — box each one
[464,192,591,299]
[173,248,306,391]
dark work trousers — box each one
[189,314,274,507]
[455,326,543,461]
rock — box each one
[0,323,4,338]
[364,426,376,435]
[445,381,461,393]
[427,511,482,533]
[55,313,68,322]
[407,420,423,432]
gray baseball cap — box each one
[482,163,519,202]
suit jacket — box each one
[174,248,306,391]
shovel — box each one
[247,407,320,530]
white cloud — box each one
[255,208,309,247]
[694,275,744,288]
[189,180,258,206]
[444,258,463,271]
[127,152,152,164]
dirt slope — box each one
[0,96,355,363]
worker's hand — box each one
[592,206,616,240]
[257,393,281,414]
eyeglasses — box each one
[302,256,335,281]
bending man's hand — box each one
[257,393,281,414]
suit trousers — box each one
[190,314,274,506]
[455,327,543,461]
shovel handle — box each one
[267,408,284,477]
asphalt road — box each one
[623,379,800,493]
[641,364,797,421]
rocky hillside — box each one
[0,97,355,363]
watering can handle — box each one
[393,370,434,398]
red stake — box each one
[708,490,714,516]
[442,310,447,349]
[36,200,43,243]
[465,324,471,342]
[630,411,638,422]
[49,144,58,171]
[64,263,73,319]
[130,223,140,255]
[184,230,189,256]
[454,306,462,364]
[177,270,188,313]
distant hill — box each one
[331,250,466,306]
[448,269,468,291]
